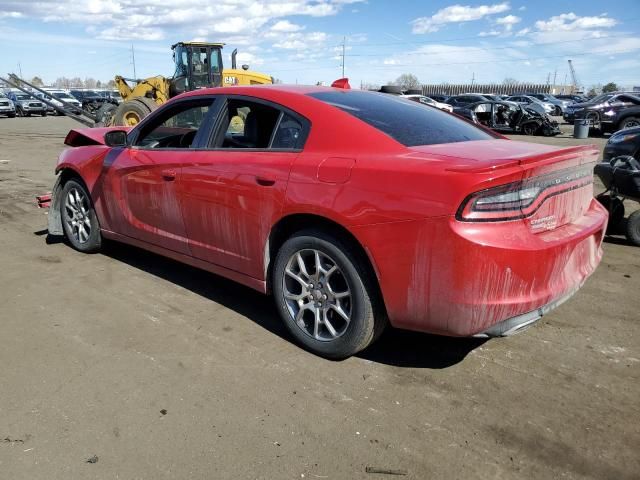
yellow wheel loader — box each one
[98,42,272,127]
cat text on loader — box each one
[99,42,272,127]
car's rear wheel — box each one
[273,230,385,359]
[626,210,640,247]
[522,122,538,135]
[60,179,102,253]
[619,117,640,130]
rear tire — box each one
[272,230,386,359]
[597,195,625,233]
[522,122,538,136]
[625,210,640,247]
[619,117,640,130]
[60,179,102,253]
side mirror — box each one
[104,130,127,147]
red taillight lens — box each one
[456,165,593,222]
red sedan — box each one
[45,84,608,358]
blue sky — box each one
[0,0,639,89]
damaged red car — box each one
[45,85,608,359]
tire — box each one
[60,179,102,253]
[625,210,640,247]
[112,98,154,127]
[94,103,117,127]
[554,106,562,116]
[522,122,538,135]
[619,117,640,130]
[8,113,15,118]
[597,195,625,233]
[272,230,386,359]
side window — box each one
[214,99,281,149]
[272,113,303,149]
[135,100,213,149]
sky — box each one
[0,0,639,89]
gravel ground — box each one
[0,115,638,479]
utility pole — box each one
[341,36,346,78]
[471,72,475,86]
[546,72,550,86]
[17,62,23,79]
[553,68,557,87]
[131,44,137,79]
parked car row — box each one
[0,87,122,118]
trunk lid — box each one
[409,139,599,231]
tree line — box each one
[25,76,116,89]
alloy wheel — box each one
[282,249,352,341]
[64,187,92,244]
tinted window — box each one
[308,90,495,146]
[214,99,281,149]
[272,113,303,149]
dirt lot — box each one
[0,116,638,479]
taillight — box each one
[456,165,593,222]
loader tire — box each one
[112,98,156,127]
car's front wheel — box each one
[60,179,102,253]
[273,230,385,359]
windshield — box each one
[589,93,614,104]
[308,90,495,147]
[111,91,121,98]
[52,92,74,100]
[15,94,30,100]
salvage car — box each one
[574,94,640,133]
[0,92,16,117]
[453,100,560,136]
[7,92,46,116]
[43,84,607,358]
[446,94,491,107]
[525,93,571,116]
[506,95,554,115]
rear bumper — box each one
[473,286,579,337]
[356,198,607,337]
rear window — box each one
[308,90,495,146]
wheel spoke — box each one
[322,309,338,338]
[333,290,350,299]
[285,269,309,289]
[295,252,310,279]
[313,308,321,339]
[284,290,306,301]
[330,304,350,323]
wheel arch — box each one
[48,167,90,236]
[264,213,385,310]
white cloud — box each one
[411,2,510,34]
[495,14,521,27]
[479,30,501,37]
[0,0,364,41]
[515,27,530,37]
[535,13,616,32]
[270,20,304,33]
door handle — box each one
[255,175,276,186]
[161,169,177,181]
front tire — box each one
[60,179,102,253]
[272,230,385,359]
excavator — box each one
[100,42,273,126]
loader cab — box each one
[171,42,224,96]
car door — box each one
[180,95,309,279]
[101,97,217,255]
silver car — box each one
[0,92,16,118]
[7,92,47,116]
[526,93,571,116]
[506,95,555,115]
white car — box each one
[402,94,453,112]
[0,92,16,117]
[41,90,82,115]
